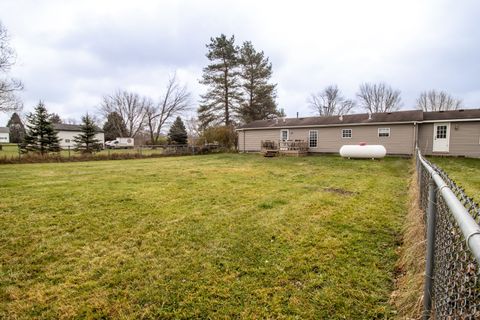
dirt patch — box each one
[323,187,357,196]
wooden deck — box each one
[261,140,309,157]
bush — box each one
[199,125,237,149]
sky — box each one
[1,0,480,126]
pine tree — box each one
[167,116,188,145]
[73,114,102,153]
[6,112,25,143]
[238,41,281,123]
[103,112,128,141]
[198,34,242,129]
[21,101,60,154]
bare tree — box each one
[308,85,356,116]
[416,90,462,111]
[145,74,191,144]
[0,22,23,112]
[100,90,151,137]
[356,82,402,113]
[185,116,201,145]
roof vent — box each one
[387,112,392,115]
[439,110,444,113]
[459,109,464,112]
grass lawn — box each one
[428,156,480,202]
[0,154,410,319]
[0,144,165,161]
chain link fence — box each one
[417,152,480,319]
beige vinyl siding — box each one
[418,122,480,158]
[239,129,282,152]
[238,124,416,154]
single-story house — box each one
[237,109,480,158]
[54,123,105,149]
[0,127,10,143]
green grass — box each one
[0,144,165,161]
[428,156,480,202]
[0,154,410,319]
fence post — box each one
[423,175,437,320]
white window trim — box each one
[342,128,352,139]
[309,130,318,148]
[378,128,390,138]
[280,129,289,141]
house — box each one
[0,127,10,143]
[237,109,480,158]
[54,123,105,149]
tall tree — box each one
[103,111,128,141]
[198,34,241,129]
[49,113,62,124]
[145,74,191,144]
[73,114,102,153]
[308,85,356,116]
[21,101,60,154]
[6,112,25,143]
[100,90,151,137]
[357,82,402,113]
[167,116,188,145]
[416,90,462,111]
[237,41,280,123]
[0,22,23,112]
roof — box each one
[422,109,480,121]
[0,127,9,133]
[238,109,480,130]
[53,123,103,133]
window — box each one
[378,128,390,137]
[280,129,289,141]
[436,125,447,139]
[309,130,318,148]
[65,139,71,143]
[342,129,352,138]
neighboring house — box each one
[54,124,105,149]
[237,109,480,158]
[0,127,10,143]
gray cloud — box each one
[1,0,479,125]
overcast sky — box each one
[1,0,479,125]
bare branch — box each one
[356,82,402,113]
[308,85,356,116]
[100,90,151,137]
[416,90,462,111]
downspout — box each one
[413,122,417,155]
[243,130,246,153]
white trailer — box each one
[106,137,134,149]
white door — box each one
[433,123,450,152]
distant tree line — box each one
[0,20,468,152]
[308,83,463,116]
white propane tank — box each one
[340,143,387,159]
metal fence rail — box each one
[416,150,480,319]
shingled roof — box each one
[238,109,480,130]
[0,127,9,133]
[53,123,103,133]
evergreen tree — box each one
[238,41,280,123]
[21,101,60,154]
[167,116,188,145]
[198,34,242,129]
[6,112,25,143]
[103,111,128,141]
[73,114,102,153]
